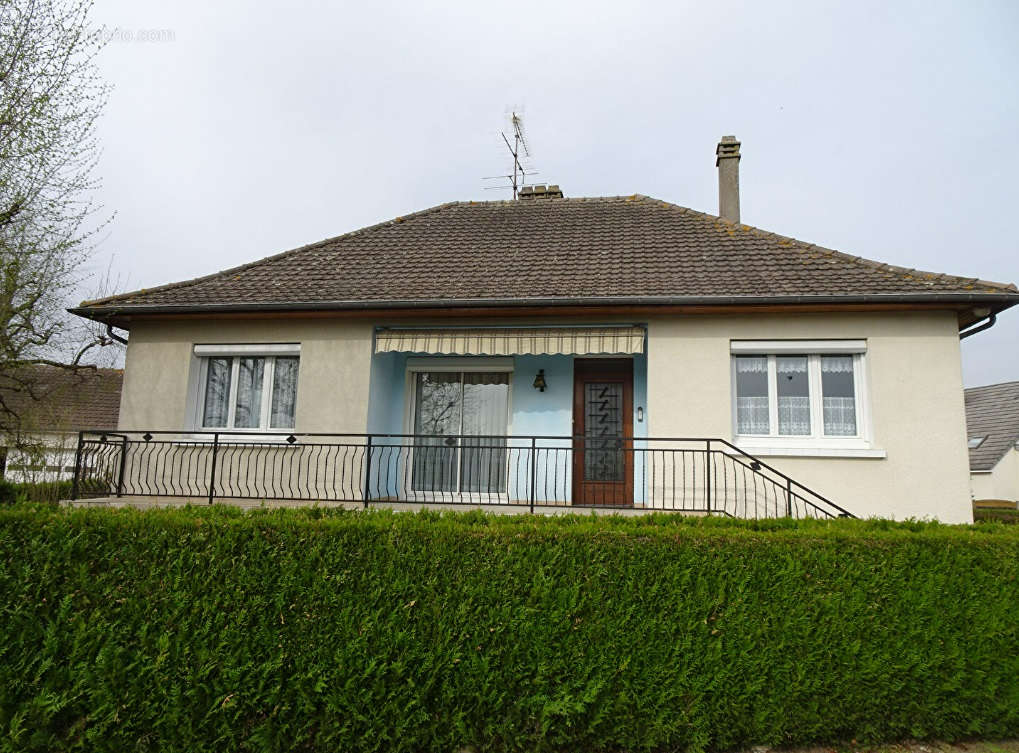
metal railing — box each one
[71,430,855,519]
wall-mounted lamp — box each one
[637,407,644,422]
[532,369,547,392]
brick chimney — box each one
[715,135,741,222]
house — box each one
[0,366,123,482]
[68,137,1019,522]
[965,381,1019,506]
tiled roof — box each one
[0,366,123,435]
[75,196,1019,313]
[965,381,1019,472]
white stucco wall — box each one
[119,318,374,433]
[971,448,1019,502]
[646,311,973,523]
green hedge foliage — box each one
[2,479,71,504]
[974,508,1019,524]
[0,507,1017,752]
[0,480,16,505]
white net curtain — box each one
[820,355,856,436]
[735,353,858,438]
[776,356,810,435]
[735,356,769,434]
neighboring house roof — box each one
[71,196,1019,320]
[0,366,123,437]
[965,381,1019,471]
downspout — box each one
[105,323,128,345]
[959,312,996,340]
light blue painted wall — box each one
[633,351,648,503]
[366,351,407,436]
[509,355,574,436]
[365,351,407,498]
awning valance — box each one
[375,326,645,356]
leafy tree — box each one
[0,0,116,433]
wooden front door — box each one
[572,359,634,506]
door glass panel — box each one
[583,382,624,482]
[460,373,509,493]
[412,372,462,492]
[777,356,810,435]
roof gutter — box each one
[68,291,1019,322]
[105,323,128,346]
[959,312,996,340]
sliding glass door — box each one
[411,371,510,494]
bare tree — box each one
[0,0,115,432]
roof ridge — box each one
[80,201,463,307]
[634,194,1018,295]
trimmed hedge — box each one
[0,507,1017,752]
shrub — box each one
[974,507,1019,524]
[9,479,72,504]
[0,507,1017,752]
[0,480,17,505]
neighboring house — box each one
[0,366,123,483]
[68,137,1019,522]
[965,381,1019,504]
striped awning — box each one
[374,326,645,356]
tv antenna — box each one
[482,111,537,198]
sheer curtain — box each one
[411,371,509,494]
[270,357,299,428]
[202,357,232,427]
[735,356,769,434]
[460,373,510,493]
[233,357,265,428]
[776,356,810,435]
[821,355,857,435]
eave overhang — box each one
[69,291,1019,331]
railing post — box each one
[705,439,711,513]
[208,432,219,505]
[71,431,84,501]
[529,437,537,514]
[363,435,373,509]
[115,435,128,498]
[786,477,793,518]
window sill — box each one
[181,432,299,444]
[730,442,887,459]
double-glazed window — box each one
[198,354,299,430]
[410,369,510,494]
[732,343,866,442]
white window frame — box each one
[402,358,514,501]
[187,344,301,437]
[729,340,884,458]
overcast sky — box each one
[86,0,1018,386]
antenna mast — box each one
[483,111,536,198]
[503,112,529,199]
